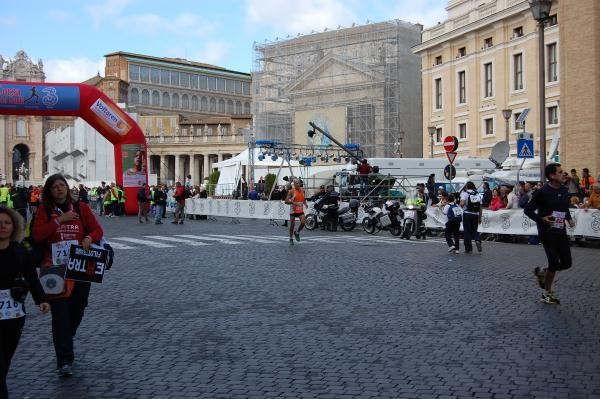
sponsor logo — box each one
[90,98,130,135]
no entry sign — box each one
[443,136,459,153]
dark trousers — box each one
[111,200,119,216]
[541,230,572,272]
[462,212,480,252]
[48,282,91,368]
[0,317,25,399]
[445,220,461,250]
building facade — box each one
[253,20,423,158]
[103,52,252,184]
[413,0,560,160]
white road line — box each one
[144,235,212,246]
[174,234,243,245]
[111,237,175,248]
[207,234,274,244]
[106,241,135,249]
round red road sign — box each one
[443,136,459,152]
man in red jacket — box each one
[172,182,186,224]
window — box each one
[170,71,179,86]
[513,53,523,90]
[458,71,466,104]
[484,37,493,48]
[181,94,189,109]
[218,98,225,113]
[484,63,493,97]
[161,69,170,85]
[513,26,523,38]
[201,96,208,111]
[16,119,26,137]
[226,79,235,93]
[151,90,160,106]
[217,78,226,92]
[434,78,442,109]
[547,43,558,82]
[209,97,216,112]
[162,92,170,107]
[170,118,177,129]
[548,106,559,125]
[459,123,467,139]
[435,128,443,143]
[235,101,242,114]
[191,95,199,111]
[235,80,242,94]
[514,113,523,130]
[151,68,160,84]
[207,76,216,91]
[191,74,199,89]
[242,82,250,95]
[145,119,152,130]
[199,75,207,90]
[140,67,150,82]
[141,89,150,105]
[244,102,251,114]
[227,99,234,114]
[129,65,140,81]
[548,14,557,26]
[458,47,466,57]
[180,73,190,88]
[435,55,442,65]
[172,93,179,108]
[157,119,163,129]
[130,88,139,104]
[484,118,494,136]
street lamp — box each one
[529,0,552,180]
[502,108,512,143]
[427,126,436,158]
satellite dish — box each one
[548,130,560,159]
[489,141,510,168]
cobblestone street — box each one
[8,217,600,399]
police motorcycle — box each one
[401,197,427,239]
[305,196,360,232]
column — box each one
[217,153,223,162]
[159,155,168,184]
[203,154,209,182]
[174,154,181,183]
[193,155,201,186]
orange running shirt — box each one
[289,187,305,214]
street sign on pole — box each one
[443,136,459,153]
[444,164,457,180]
[517,138,534,159]
[446,151,457,165]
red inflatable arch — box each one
[0,81,147,215]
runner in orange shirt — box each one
[284,178,308,245]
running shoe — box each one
[533,267,546,289]
[476,241,482,252]
[448,246,455,253]
[289,238,294,245]
[294,232,300,242]
[454,250,460,254]
[58,364,73,378]
[540,291,560,305]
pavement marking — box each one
[174,234,243,245]
[144,235,212,246]
[207,234,274,244]
[106,241,135,249]
[111,237,176,248]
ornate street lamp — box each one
[529,0,552,180]
[502,108,512,143]
[427,126,436,158]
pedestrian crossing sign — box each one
[517,138,534,159]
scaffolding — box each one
[252,19,423,158]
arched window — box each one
[141,89,150,105]
[172,93,180,108]
[162,92,170,107]
[218,99,225,113]
[191,95,199,111]
[227,99,234,114]
[201,97,208,111]
[209,98,216,112]
[235,101,242,115]
[181,94,189,109]
[244,102,251,114]
[16,119,27,137]
[151,91,160,106]
[130,88,139,104]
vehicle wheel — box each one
[305,215,317,230]
[389,224,402,236]
[340,219,356,231]
[402,221,412,240]
[362,218,376,234]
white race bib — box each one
[552,211,566,229]
[0,289,25,320]
[52,240,78,266]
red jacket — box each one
[174,186,186,205]
[32,201,104,297]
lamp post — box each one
[502,108,512,143]
[427,126,436,158]
[398,130,405,158]
[529,0,552,180]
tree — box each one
[264,173,277,196]
[207,170,220,196]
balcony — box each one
[146,134,247,146]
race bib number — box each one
[552,211,566,229]
[0,289,25,320]
[52,240,78,266]
[292,202,304,213]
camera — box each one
[10,277,30,303]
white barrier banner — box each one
[186,199,292,220]
[425,207,600,238]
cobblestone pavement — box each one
[8,216,600,399]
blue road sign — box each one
[517,138,534,159]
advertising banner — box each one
[65,245,109,284]
[0,84,80,111]
[294,107,347,148]
[122,144,147,188]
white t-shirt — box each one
[460,190,482,214]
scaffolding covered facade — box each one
[252,20,423,158]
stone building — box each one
[253,20,423,158]
[102,52,252,185]
[413,0,561,159]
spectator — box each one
[78,184,89,204]
[172,182,186,224]
[415,183,430,205]
[580,168,595,197]
[256,177,265,194]
[248,187,260,200]
[505,184,519,209]
[489,188,506,211]
[310,186,326,201]
[481,182,492,208]
[357,159,372,195]
[569,196,581,209]
[426,174,438,205]
[518,182,533,208]
[567,169,580,199]
[583,184,600,210]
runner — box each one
[284,179,308,245]
[524,163,576,305]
